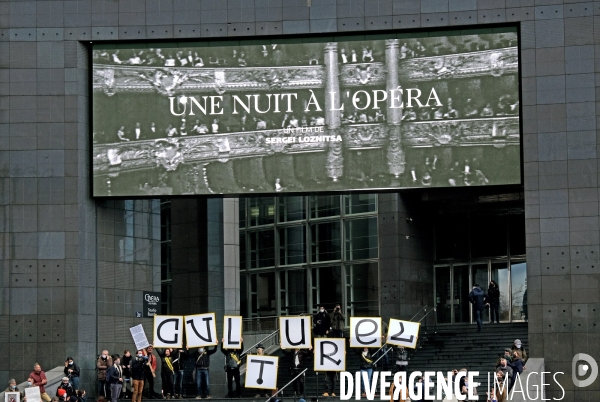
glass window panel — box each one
[255,272,276,316]
[279,196,306,222]
[249,229,275,268]
[248,197,276,226]
[314,266,343,311]
[279,226,306,265]
[310,195,341,219]
[240,233,247,270]
[348,263,378,316]
[509,214,526,256]
[435,266,451,324]
[344,194,377,215]
[472,263,489,323]
[435,214,469,260]
[240,274,248,318]
[239,198,246,229]
[311,221,341,262]
[471,215,507,258]
[491,261,510,322]
[453,265,470,323]
[345,217,378,260]
[511,261,527,321]
[287,269,307,315]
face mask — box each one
[320,309,324,313]
[138,354,143,358]
[115,361,120,365]
[199,348,205,353]
[11,386,16,389]
[68,362,73,365]
[27,382,32,387]
[102,355,107,359]
[464,381,469,386]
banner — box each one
[185,313,218,348]
[153,315,184,348]
[279,316,312,349]
[91,28,521,197]
[24,387,41,402]
[222,315,243,349]
[245,355,279,390]
[314,338,346,372]
[386,319,420,349]
[349,317,382,348]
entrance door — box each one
[434,264,470,324]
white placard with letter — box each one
[5,392,20,402]
[314,338,346,372]
[386,319,420,349]
[129,324,150,350]
[279,316,312,349]
[153,315,184,348]
[185,313,218,348]
[25,387,41,402]
[349,317,382,348]
[222,315,243,349]
[245,355,279,390]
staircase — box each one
[408,322,529,400]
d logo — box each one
[572,353,598,388]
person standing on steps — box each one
[468,283,487,332]
[487,280,500,323]
[313,305,331,338]
[281,344,312,399]
[221,337,244,398]
[192,342,219,400]
[329,303,345,338]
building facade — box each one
[1,1,600,400]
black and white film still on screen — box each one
[91,29,520,197]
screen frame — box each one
[88,22,524,200]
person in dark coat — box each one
[64,357,81,391]
[356,348,375,397]
[56,377,76,397]
[191,343,218,399]
[313,305,331,338]
[131,350,148,402]
[488,280,500,323]
[469,284,487,332]
[121,351,132,398]
[156,349,175,399]
[221,338,244,398]
[281,344,312,398]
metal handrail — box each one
[266,368,308,402]
[242,329,280,356]
[410,305,429,322]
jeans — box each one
[475,309,483,331]
[325,372,336,394]
[173,371,184,396]
[360,368,373,393]
[291,369,305,397]
[110,384,122,402]
[195,369,210,397]
[70,376,80,391]
[490,303,500,323]
[132,380,144,402]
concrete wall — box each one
[2,0,600,400]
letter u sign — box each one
[279,316,312,349]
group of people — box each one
[400,96,518,123]
[468,281,502,332]
[4,362,87,402]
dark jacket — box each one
[488,286,500,305]
[192,346,217,369]
[64,362,81,378]
[496,364,513,383]
[355,349,375,370]
[5,386,25,399]
[330,310,345,331]
[56,382,75,397]
[171,349,186,372]
[313,310,331,335]
[131,356,148,381]
[508,358,524,375]
[106,364,124,385]
[121,355,132,377]
[221,343,244,369]
[157,349,176,374]
[468,286,487,311]
[282,348,311,370]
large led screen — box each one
[92,28,520,197]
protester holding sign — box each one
[221,338,244,398]
[5,379,25,401]
[192,343,218,399]
[156,349,175,399]
[131,350,148,402]
[281,344,312,398]
[252,344,272,398]
[30,364,51,402]
[171,349,187,399]
[355,348,375,398]
[143,346,160,399]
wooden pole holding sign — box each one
[184,313,218,348]
[349,317,382,348]
[279,316,312,349]
[222,315,243,349]
[153,315,184,348]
